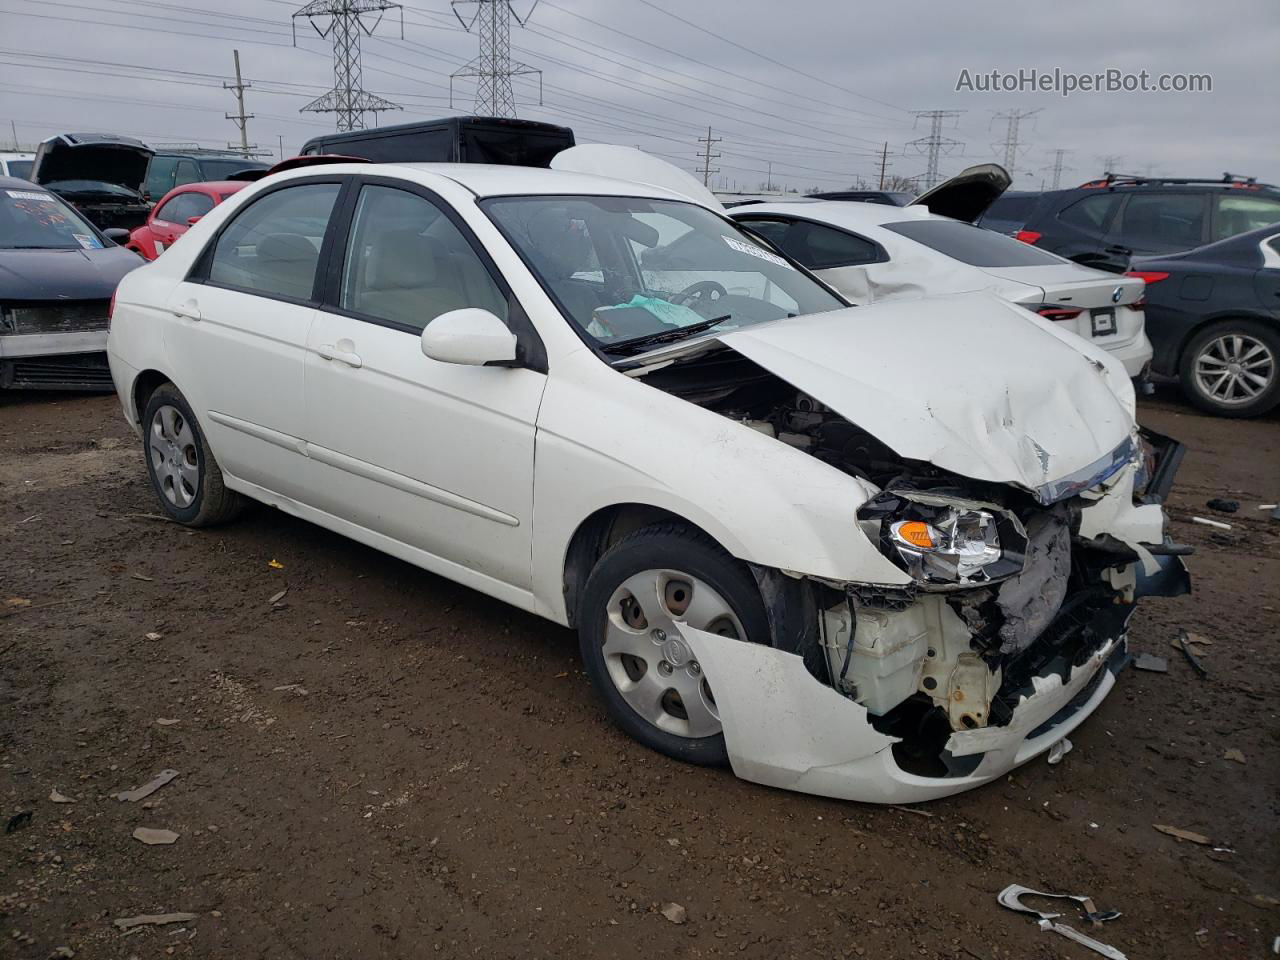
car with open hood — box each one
[32,133,155,232]
[105,147,1190,803]
[728,164,1154,379]
[0,176,142,389]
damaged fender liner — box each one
[676,622,1125,805]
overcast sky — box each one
[1,0,1276,192]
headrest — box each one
[256,233,316,263]
[367,229,440,288]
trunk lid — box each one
[909,163,1012,223]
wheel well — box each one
[562,504,718,627]
[132,369,172,426]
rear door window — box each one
[205,182,341,302]
[156,192,214,224]
[735,217,884,269]
[1113,192,1207,250]
[1057,194,1122,235]
[881,218,1064,267]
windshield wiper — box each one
[600,314,732,357]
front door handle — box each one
[170,300,201,321]
[317,343,363,368]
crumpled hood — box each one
[0,246,142,301]
[716,291,1135,493]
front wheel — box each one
[576,524,770,767]
[1178,319,1280,418]
[141,383,245,526]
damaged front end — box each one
[642,336,1190,802]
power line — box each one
[695,126,721,187]
[449,0,541,117]
[908,110,964,190]
[292,0,404,131]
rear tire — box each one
[576,524,769,767]
[141,383,245,526]
[1178,319,1280,418]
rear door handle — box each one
[170,300,201,321]
[317,344,363,368]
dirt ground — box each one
[1,385,1277,960]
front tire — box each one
[1178,319,1280,418]
[576,524,770,767]
[141,383,245,526]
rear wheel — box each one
[141,383,245,526]
[1178,319,1280,418]
[576,524,769,767]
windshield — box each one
[0,186,105,250]
[7,160,33,179]
[482,195,844,355]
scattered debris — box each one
[112,769,179,803]
[4,597,31,607]
[1205,498,1239,513]
[112,912,199,931]
[1273,505,1280,522]
[129,572,155,582]
[660,902,688,924]
[132,827,180,845]
[268,559,285,569]
[273,683,309,696]
[144,631,163,641]
[1153,823,1211,845]
[1176,631,1209,678]
[890,805,936,818]
[155,718,180,726]
[1260,503,1278,511]
[1224,748,1246,764]
[1133,653,1168,673]
[48,789,76,804]
[1250,893,1279,909]
[5,810,34,834]
[50,946,75,958]
[997,885,1125,960]
[1191,516,1232,530]
[1047,737,1073,765]
[268,588,288,604]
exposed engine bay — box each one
[640,345,1191,778]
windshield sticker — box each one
[721,235,792,269]
[72,233,103,250]
[6,189,54,201]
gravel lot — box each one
[2,386,1277,960]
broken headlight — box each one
[859,490,1027,588]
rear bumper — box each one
[1104,330,1153,378]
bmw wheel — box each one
[577,524,769,766]
[1179,319,1280,418]
[141,383,245,526]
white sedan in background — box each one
[106,147,1188,803]
[726,166,1154,379]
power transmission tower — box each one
[450,1,542,118]
[695,126,721,187]
[1098,154,1124,176]
[876,141,890,189]
[907,110,963,190]
[1046,148,1072,189]
[991,107,1041,179]
[292,0,404,132]
[223,50,256,158]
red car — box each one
[127,180,248,260]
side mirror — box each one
[420,308,517,366]
[102,227,130,244]
[186,216,202,226]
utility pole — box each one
[991,107,1041,179]
[223,50,255,158]
[695,126,721,187]
[766,160,774,192]
[278,134,285,160]
[1046,148,1071,189]
[292,0,403,132]
[876,141,890,190]
[450,0,542,118]
[907,110,964,190]
[1098,153,1124,176]
[9,120,17,150]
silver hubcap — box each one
[148,405,199,508]
[1195,333,1274,405]
[603,569,744,740]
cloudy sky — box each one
[1,0,1276,192]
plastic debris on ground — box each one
[1205,498,1239,513]
[1153,823,1211,845]
[1191,516,1232,530]
[112,769,179,803]
[1047,737,1073,765]
[112,912,199,931]
[1133,653,1168,673]
[133,827,180,845]
[997,884,1126,959]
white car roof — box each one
[273,161,698,205]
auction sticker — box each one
[6,189,54,201]
[72,234,103,250]
[722,235,792,269]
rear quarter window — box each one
[1057,194,1122,233]
[881,219,1065,267]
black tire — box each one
[1178,318,1280,418]
[576,523,770,767]
[141,383,245,526]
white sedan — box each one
[728,189,1155,378]
[106,148,1189,803]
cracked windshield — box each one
[482,195,844,355]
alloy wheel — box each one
[1194,333,1275,406]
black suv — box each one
[143,149,269,203]
[995,174,1280,271]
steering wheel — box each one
[671,280,728,308]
